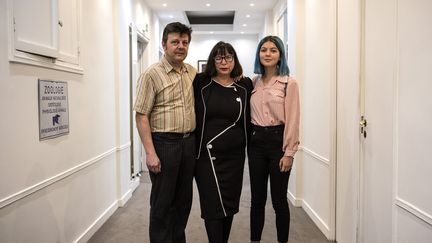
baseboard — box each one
[118,188,133,207]
[118,177,140,207]
[288,190,302,207]
[301,199,331,239]
[74,200,118,243]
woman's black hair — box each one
[204,41,243,78]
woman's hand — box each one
[279,156,294,172]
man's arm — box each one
[136,112,161,173]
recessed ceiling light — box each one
[241,31,245,34]
[246,14,251,18]
[210,31,214,34]
[242,24,247,27]
[169,15,174,19]
[206,3,211,7]
[162,3,167,7]
[249,3,255,7]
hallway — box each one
[89,171,334,243]
[2,0,432,242]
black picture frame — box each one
[197,60,207,73]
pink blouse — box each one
[250,75,300,157]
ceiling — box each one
[144,0,279,34]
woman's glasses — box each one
[214,55,234,64]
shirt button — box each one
[236,97,241,102]
[207,144,213,149]
[211,157,216,161]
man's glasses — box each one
[214,55,234,64]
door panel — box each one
[129,24,147,177]
[395,0,432,239]
[362,0,432,242]
[361,0,396,242]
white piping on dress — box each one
[232,82,249,146]
[196,81,213,159]
[206,85,242,217]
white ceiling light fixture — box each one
[249,3,255,7]
[162,3,167,7]
[206,3,211,7]
[144,0,280,35]
[242,23,247,27]
[246,14,251,18]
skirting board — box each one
[288,190,302,207]
[75,200,118,243]
[287,191,330,239]
[75,178,138,242]
[118,177,140,207]
[302,199,331,239]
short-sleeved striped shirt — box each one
[133,56,197,133]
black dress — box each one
[194,73,253,220]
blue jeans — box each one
[248,125,291,243]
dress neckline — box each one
[212,78,234,87]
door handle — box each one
[360,116,367,138]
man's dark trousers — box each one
[149,132,195,243]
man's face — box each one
[163,33,190,65]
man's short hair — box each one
[162,22,193,44]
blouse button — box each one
[211,157,216,161]
[207,144,213,149]
[236,97,241,102]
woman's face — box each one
[214,52,235,76]
[259,41,280,68]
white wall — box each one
[0,0,155,242]
[186,34,259,78]
[114,0,155,200]
[286,0,336,239]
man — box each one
[133,22,196,243]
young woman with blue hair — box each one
[248,36,300,243]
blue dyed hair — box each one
[253,35,290,76]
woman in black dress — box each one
[194,41,253,243]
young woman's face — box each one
[259,41,280,68]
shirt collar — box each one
[161,55,189,74]
[257,75,288,86]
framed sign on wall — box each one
[38,79,69,140]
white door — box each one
[359,0,396,241]
[360,0,432,242]
[336,0,362,242]
[129,24,148,177]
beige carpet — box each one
[89,168,335,243]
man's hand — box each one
[279,156,294,172]
[146,153,161,174]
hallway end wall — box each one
[186,34,258,78]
